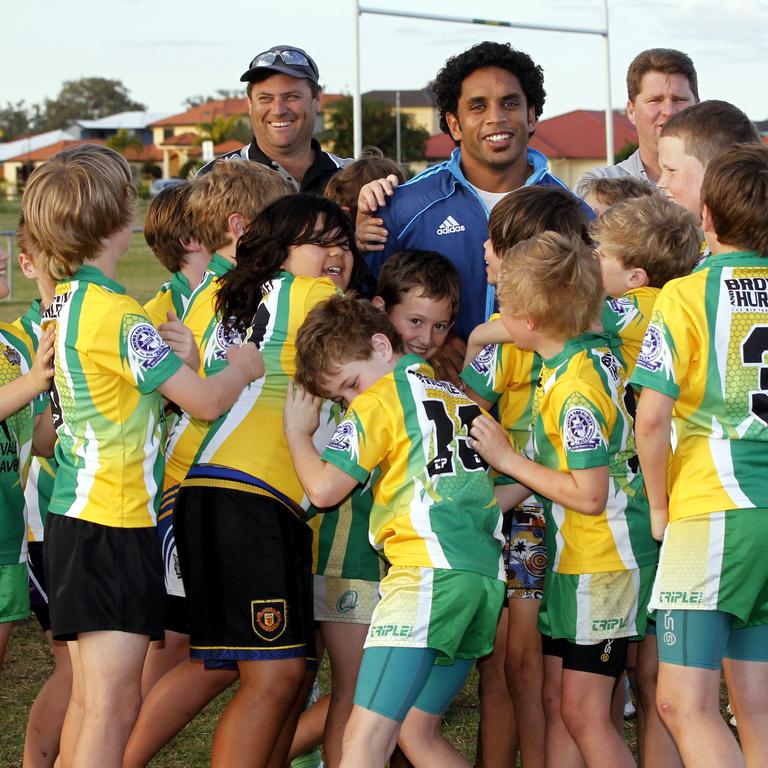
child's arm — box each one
[157,342,263,422]
[464,319,513,369]
[0,327,54,421]
[32,404,56,458]
[495,482,534,513]
[635,388,674,540]
[283,382,359,508]
[470,414,608,515]
[157,311,200,371]
[355,174,401,253]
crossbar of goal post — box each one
[351,2,614,166]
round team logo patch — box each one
[328,420,356,453]
[215,321,244,354]
[637,325,664,372]
[129,323,165,360]
[564,407,600,452]
[470,344,495,375]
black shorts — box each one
[44,514,164,642]
[174,472,315,667]
[165,593,191,635]
[27,540,51,633]
[541,634,628,678]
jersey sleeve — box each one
[321,393,392,485]
[460,343,502,404]
[303,278,339,314]
[87,305,183,395]
[630,290,692,399]
[552,383,612,470]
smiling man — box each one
[201,45,348,194]
[366,42,581,351]
[577,49,699,193]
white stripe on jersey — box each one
[25,459,44,540]
[413,567,435,646]
[551,501,566,572]
[69,421,99,519]
[709,427,752,508]
[142,409,160,524]
[605,482,640,570]
[713,268,732,412]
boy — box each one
[595,194,702,376]
[658,99,761,219]
[579,176,654,219]
[284,294,504,768]
[469,232,657,768]
[633,144,768,767]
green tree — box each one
[106,129,144,155]
[615,141,639,163]
[324,96,429,161]
[40,78,146,130]
[0,101,32,141]
[195,115,251,146]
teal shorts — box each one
[354,646,474,722]
[658,609,768,669]
[0,562,30,623]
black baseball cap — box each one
[240,45,320,85]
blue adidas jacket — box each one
[367,147,591,340]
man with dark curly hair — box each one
[362,41,586,379]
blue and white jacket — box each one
[367,147,591,340]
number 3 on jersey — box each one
[424,400,488,477]
[741,324,768,425]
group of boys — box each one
[0,36,766,768]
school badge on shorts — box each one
[251,599,287,642]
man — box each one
[362,41,585,370]
[577,48,698,192]
[200,45,348,193]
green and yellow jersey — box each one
[601,287,659,377]
[631,251,768,522]
[143,271,194,329]
[533,332,656,575]
[321,355,504,580]
[13,300,57,542]
[0,322,35,564]
[192,272,339,513]
[43,265,183,528]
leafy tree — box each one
[40,78,146,131]
[106,129,144,155]
[195,115,251,146]
[615,141,639,163]
[183,89,245,109]
[324,96,429,161]
[0,101,32,142]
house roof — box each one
[76,111,172,130]
[149,99,249,128]
[363,88,437,108]
[159,132,200,147]
[4,138,163,163]
[425,110,638,161]
[0,128,78,162]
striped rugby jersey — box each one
[192,272,339,512]
[143,271,194,328]
[0,322,35,563]
[321,355,504,580]
[601,287,659,377]
[632,251,768,521]
[533,332,656,574]
[42,265,183,528]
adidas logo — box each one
[436,216,466,235]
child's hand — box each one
[158,312,200,370]
[356,174,400,217]
[226,342,264,382]
[469,414,515,472]
[355,217,388,253]
[30,325,55,394]
[650,506,669,542]
[284,381,322,436]
[430,335,467,387]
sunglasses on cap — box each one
[249,49,317,74]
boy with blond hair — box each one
[634,143,768,767]
[284,294,504,768]
[469,232,657,768]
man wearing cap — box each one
[200,45,348,193]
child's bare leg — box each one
[657,662,743,768]
[505,600,545,768]
[723,657,768,767]
[266,665,315,768]
[123,658,237,768]
[57,640,82,768]
[339,706,400,768]
[71,631,149,768]
[319,621,369,767]
[477,608,518,767]
[210,656,305,768]
[0,620,13,670]
[23,633,72,768]
[139,630,189,698]
[541,653,584,768]
[629,634,682,768]
[287,693,329,760]
[400,708,470,768]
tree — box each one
[106,129,144,155]
[40,78,146,131]
[324,96,429,161]
[0,101,32,142]
[615,141,639,163]
[195,115,251,146]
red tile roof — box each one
[149,99,249,128]
[425,110,638,161]
[4,138,164,163]
[159,132,200,147]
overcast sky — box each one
[5,0,767,124]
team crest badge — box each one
[336,589,359,614]
[328,420,356,453]
[252,599,287,642]
[2,346,21,367]
[470,344,495,375]
[128,323,169,370]
[564,407,600,452]
[636,326,664,372]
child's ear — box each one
[371,296,386,311]
[370,332,394,361]
[18,252,36,279]
[701,204,715,237]
[227,213,246,238]
[627,267,648,289]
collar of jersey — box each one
[702,250,762,268]
[71,264,126,294]
[541,331,612,368]
[208,252,234,277]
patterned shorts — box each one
[313,575,380,624]
[504,505,548,600]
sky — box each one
[4,0,767,124]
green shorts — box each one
[651,508,768,628]
[365,567,505,663]
[0,562,30,623]
[538,564,655,644]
